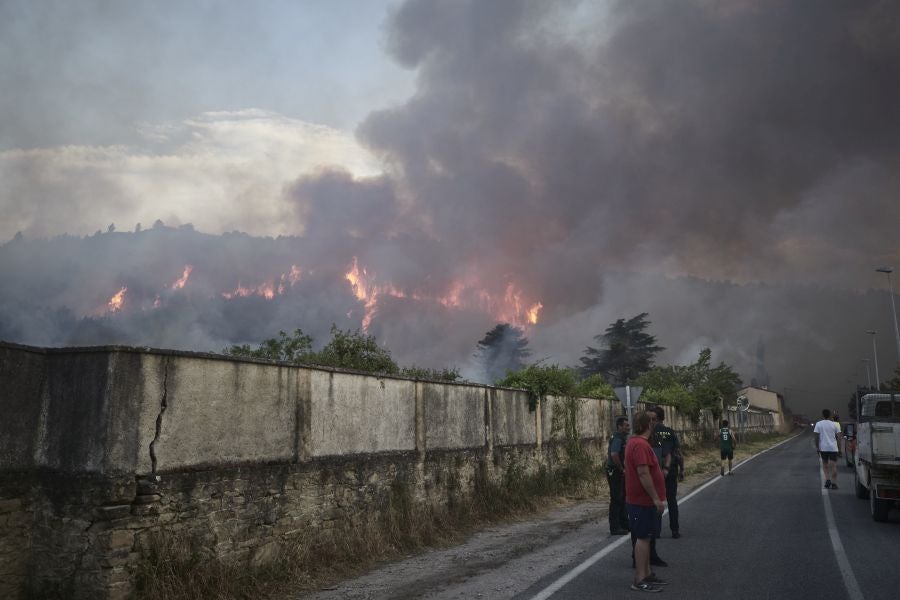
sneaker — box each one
[720,468,725,476]
[650,557,669,567]
[824,480,831,489]
[671,531,681,539]
[830,483,839,490]
[643,574,669,586]
[727,471,734,476]
[631,582,663,593]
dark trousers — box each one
[665,470,679,533]
[607,469,628,532]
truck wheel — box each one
[870,491,889,522]
[855,471,869,499]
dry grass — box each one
[133,463,601,600]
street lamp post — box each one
[862,358,872,389]
[866,330,880,390]
[876,266,900,365]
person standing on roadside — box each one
[625,410,668,593]
[814,408,842,489]
[653,406,681,538]
[719,419,736,476]
[831,412,843,456]
[607,416,631,535]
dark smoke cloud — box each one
[350,0,900,293]
[4,1,900,418]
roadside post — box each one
[614,385,643,429]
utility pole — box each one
[867,330,880,390]
[876,266,900,365]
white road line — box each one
[818,464,865,600]
[527,434,801,600]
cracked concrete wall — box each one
[147,354,301,472]
[1,343,778,476]
[0,344,156,475]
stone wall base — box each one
[1,441,600,599]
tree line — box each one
[225,312,743,418]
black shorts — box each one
[626,503,661,540]
[720,449,733,460]
[820,451,838,462]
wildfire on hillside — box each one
[94,259,541,332]
[344,256,542,332]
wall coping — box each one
[0,340,528,391]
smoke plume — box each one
[3,1,900,417]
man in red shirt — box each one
[625,410,667,592]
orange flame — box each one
[345,257,378,330]
[527,302,543,325]
[107,286,127,312]
[344,257,543,330]
[171,265,193,289]
[220,264,302,300]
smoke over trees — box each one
[475,323,531,384]
[3,1,900,415]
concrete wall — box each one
[0,342,778,599]
[423,382,486,450]
[309,370,417,456]
[0,343,46,471]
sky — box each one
[3,0,900,417]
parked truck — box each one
[841,421,857,468]
[853,391,900,521]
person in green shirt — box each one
[719,420,736,476]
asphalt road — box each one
[516,431,900,600]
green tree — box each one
[580,313,664,385]
[636,348,742,419]
[476,323,531,383]
[312,325,399,374]
[498,364,577,411]
[224,326,401,375]
[684,348,742,416]
[224,328,314,362]
[882,365,900,391]
[574,373,615,400]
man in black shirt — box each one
[653,406,681,538]
[606,416,631,535]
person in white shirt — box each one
[813,409,842,489]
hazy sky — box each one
[3,0,900,416]
[1,0,410,237]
